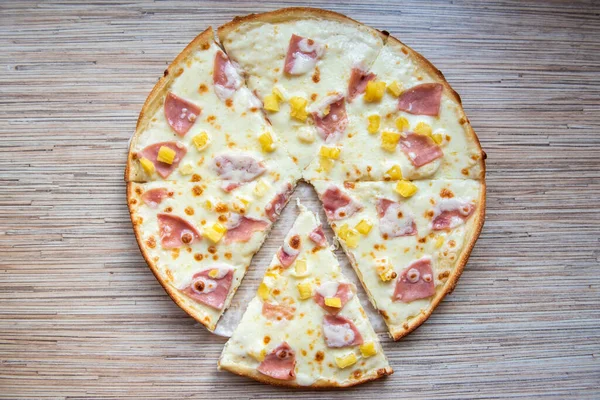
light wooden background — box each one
[1,0,599,398]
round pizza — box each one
[125,7,485,387]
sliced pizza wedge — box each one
[219,205,392,387]
[311,179,485,339]
[218,8,386,169]
[303,35,485,183]
[125,26,300,193]
[127,177,297,331]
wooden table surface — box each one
[1,1,599,398]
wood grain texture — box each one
[1,0,599,398]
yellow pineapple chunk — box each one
[272,87,284,101]
[247,348,267,362]
[324,297,342,308]
[435,236,445,249]
[414,122,432,137]
[395,116,409,132]
[204,200,212,210]
[432,133,444,145]
[179,163,193,175]
[294,259,307,276]
[355,219,373,235]
[289,96,308,121]
[253,179,270,198]
[377,265,397,282]
[139,157,155,175]
[335,353,357,369]
[192,132,210,151]
[318,157,334,172]
[258,132,276,153]
[263,94,279,112]
[367,114,380,134]
[396,180,418,198]
[204,222,226,243]
[208,269,219,278]
[257,282,270,300]
[381,131,401,152]
[360,342,378,357]
[319,146,341,160]
[297,282,312,300]
[364,81,386,102]
[157,146,176,164]
[387,81,403,97]
[343,229,359,249]
[385,165,403,180]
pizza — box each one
[218,206,392,387]
[125,6,486,385]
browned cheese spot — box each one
[174,68,184,77]
[312,66,320,83]
[198,84,208,94]
[215,203,229,213]
[315,351,324,362]
[289,234,301,250]
[135,187,142,195]
[191,174,201,182]
[146,236,156,249]
[263,336,271,344]
[225,99,233,107]
[192,185,203,196]
[194,253,203,261]
[440,188,454,198]
[164,206,173,213]
[208,246,217,254]
[185,206,194,216]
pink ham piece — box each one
[320,185,362,220]
[164,92,201,137]
[265,183,294,222]
[314,282,354,314]
[432,200,476,230]
[224,215,269,244]
[397,83,443,116]
[181,267,233,310]
[284,34,324,75]
[376,198,417,238]
[311,95,348,142]
[157,213,201,249]
[393,257,435,303]
[211,153,266,192]
[322,315,364,348]
[138,141,187,179]
[347,67,376,101]
[213,50,242,101]
[277,234,301,268]
[141,188,169,209]
[308,225,327,248]
[262,302,296,321]
[257,342,296,381]
[400,133,443,168]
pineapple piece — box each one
[263,94,279,112]
[204,222,226,243]
[139,157,155,175]
[289,96,308,121]
[294,259,307,276]
[355,219,373,235]
[257,282,270,300]
[204,200,212,210]
[335,352,357,369]
[319,146,341,160]
[432,133,444,145]
[208,269,220,278]
[377,265,397,282]
[253,179,270,197]
[435,236,445,249]
[192,132,210,151]
[258,132,276,153]
[247,348,267,362]
[385,165,403,180]
[364,81,386,102]
[324,297,342,308]
[395,116,409,132]
[360,342,378,358]
[387,81,403,97]
[157,146,176,164]
[396,180,418,198]
[367,114,380,134]
[297,282,312,300]
[272,87,284,101]
[344,229,359,248]
[381,131,401,152]
[318,157,334,172]
[179,163,193,175]
[414,122,432,137]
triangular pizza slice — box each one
[127,177,296,331]
[219,205,392,387]
[311,179,484,339]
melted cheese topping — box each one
[312,180,482,336]
[219,208,390,386]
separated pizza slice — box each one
[218,8,386,169]
[218,205,392,387]
[125,27,300,193]
[127,177,296,331]
[311,179,485,339]
[303,35,486,183]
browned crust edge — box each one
[124,27,215,182]
[217,7,389,45]
[218,361,393,388]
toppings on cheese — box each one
[157,146,176,164]
[253,179,270,197]
[376,198,417,237]
[311,95,348,141]
[395,180,418,198]
[296,126,315,143]
[397,83,443,116]
[348,67,376,102]
[367,114,380,134]
[355,219,373,235]
[386,81,403,97]
[257,342,296,381]
[262,302,295,321]
[435,236,445,248]
[289,96,308,121]
[381,131,401,152]
[258,132,276,153]
[318,157,334,172]
[314,281,354,314]
[414,122,433,137]
[294,259,307,276]
[204,222,227,243]
[335,352,357,369]
[360,342,378,357]
[179,163,194,175]
[257,282,270,300]
[139,157,155,175]
[284,34,324,76]
[277,234,301,268]
[224,216,269,244]
[432,199,476,230]
[181,267,233,310]
[393,257,435,303]
[324,297,342,308]
[322,315,363,348]
[263,94,280,112]
[213,50,242,101]
[138,142,187,178]
[164,92,201,137]
[320,185,362,221]
[385,165,403,180]
[265,183,293,222]
[363,80,386,102]
[432,132,444,145]
[192,132,210,151]
[395,116,409,132]
[308,225,327,248]
[399,132,444,167]
[338,224,359,248]
[157,213,201,249]
[141,188,168,208]
[212,153,266,192]
[297,282,312,300]
[319,146,341,160]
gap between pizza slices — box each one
[125,8,486,342]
